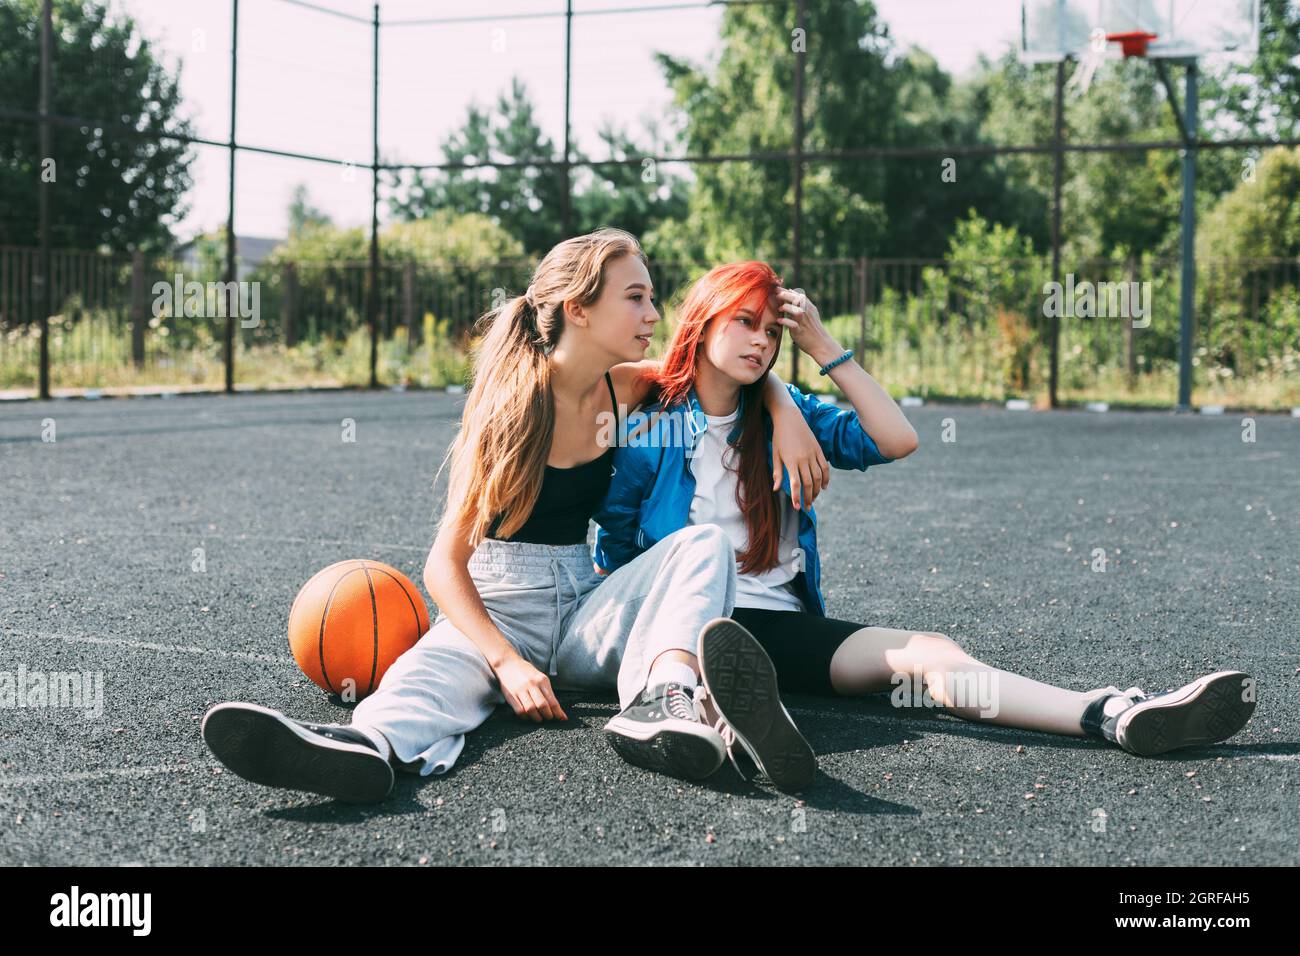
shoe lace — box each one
[694,685,757,781]
[664,685,699,722]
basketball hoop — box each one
[1020,0,1260,65]
[1107,31,1159,57]
[1067,29,1163,95]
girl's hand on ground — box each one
[494,654,568,722]
[770,404,830,510]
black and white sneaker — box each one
[1081,671,1256,757]
[698,617,817,793]
[202,702,394,803]
[604,682,726,780]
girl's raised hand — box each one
[775,287,839,362]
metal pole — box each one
[791,0,805,386]
[368,2,380,389]
[856,256,867,357]
[38,0,52,400]
[561,0,573,237]
[1177,60,1198,410]
[1049,59,1065,408]
[224,0,238,394]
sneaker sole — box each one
[699,618,817,792]
[603,718,724,781]
[1118,671,1256,757]
[202,702,394,804]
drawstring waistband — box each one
[548,557,583,676]
[466,537,594,675]
[468,537,593,575]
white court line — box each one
[0,762,220,787]
[0,630,295,667]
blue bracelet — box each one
[818,349,853,375]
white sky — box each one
[110,0,1024,241]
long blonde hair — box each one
[440,227,647,546]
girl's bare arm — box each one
[423,510,567,721]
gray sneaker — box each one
[604,682,726,780]
[1081,671,1256,756]
[202,702,394,803]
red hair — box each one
[650,261,784,575]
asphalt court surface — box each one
[1,389,1296,865]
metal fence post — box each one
[856,256,867,358]
[367,2,381,388]
[1048,59,1065,409]
[1125,256,1137,386]
[224,0,239,394]
[1176,60,1199,411]
[131,250,146,368]
[562,0,573,238]
[790,0,806,387]
[403,261,418,349]
[37,0,52,399]
[284,262,297,348]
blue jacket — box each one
[591,383,894,616]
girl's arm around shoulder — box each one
[616,359,829,510]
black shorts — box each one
[728,606,865,697]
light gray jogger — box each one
[351,524,737,776]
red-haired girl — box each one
[594,260,1256,785]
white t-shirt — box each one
[687,407,806,612]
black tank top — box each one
[486,371,619,545]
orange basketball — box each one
[288,559,430,700]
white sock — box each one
[646,660,699,692]
[1102,695,1137,718]
[352,723,392,761]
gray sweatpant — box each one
[351,524,737,776]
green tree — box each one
[0,0,196,251]
[1200,146,1300,259]
[391,79,689,257]
[652,0,891,262]
[389,78,567,256]
[571,119,689,251]
[1203,0,1300,141]
[1196,146,1300,374]
[649,2,1030,261]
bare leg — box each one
[828,627,1117,737]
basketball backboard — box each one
[1019,0,1260,62]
